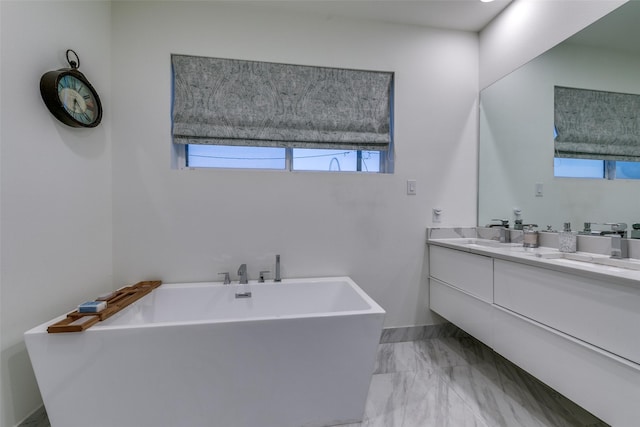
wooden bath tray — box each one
[47,280,162,333]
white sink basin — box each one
[461,238,521,249]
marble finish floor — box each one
[336,336,608,427]
[23,336,607,427]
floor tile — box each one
[491,354,608,427]
[445,363,559,427]
[415,336,495,369]
[374,341,436,374]
[361,370,489,427]
[366,337,608,427]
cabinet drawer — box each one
[493,306,640,427]
[430,279,494,347]
[494,259,640,365]
[429,246,493,302]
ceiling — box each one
[263,0,513,32]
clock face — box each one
[57,74,100,126]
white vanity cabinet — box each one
[429,246,494,347]
[494,259,640,365]
[428,241,640,427]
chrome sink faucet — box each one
[488,219,509,228]
[499,227,510,244]
[610,235,628,259]
[238,263,248,284]
[488,219,510,243]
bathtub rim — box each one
[24,276,385,335]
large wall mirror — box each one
[479,2,640,232]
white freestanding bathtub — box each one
[24,277,385,427]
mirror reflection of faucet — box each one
[583,222,627,236]
[604,222,627,236]
[580,222,592,235]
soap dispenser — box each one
[558,222,577,253]
[523,224,539,248]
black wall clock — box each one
[40,49,103,128]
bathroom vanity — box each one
[427,229,640,427]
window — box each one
[185,145,388,172]
[554,158,604,178]
[292,149,381,172]
[186,145,286,170]
[172,55,394,173]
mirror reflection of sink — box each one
[533,252,640,272]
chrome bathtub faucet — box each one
[275,254,281,282]
[237,263,248,284]
[218,272,231,285]
[259,271,270,283]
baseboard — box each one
[380,322,469,343]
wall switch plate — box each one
[535,183,543,197]
[407,179,417,195]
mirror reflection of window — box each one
[554,158,640,180]
[554,111,640,180]
[615,161,640,179]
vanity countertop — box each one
[428,237,640,289]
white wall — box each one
[110,1,479,330]
[479,0,626,89]
[0,2,112,426]
[479,43,640,229]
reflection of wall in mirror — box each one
[479,42,640,231]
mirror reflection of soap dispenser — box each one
[559,222,577,253]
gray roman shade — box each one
[554,86,640,161]
[171,54,393,150]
